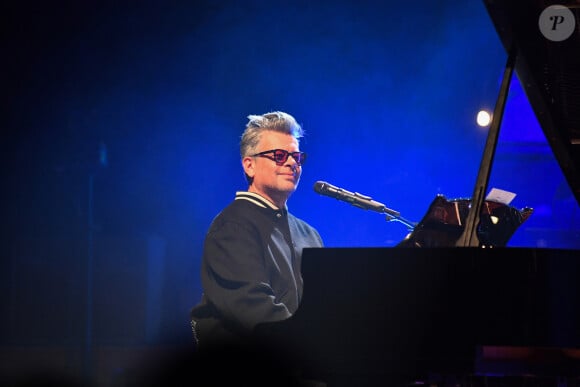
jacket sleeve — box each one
[200,219,292,333]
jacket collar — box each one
[235,191,287,211]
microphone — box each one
[313,181,400,217]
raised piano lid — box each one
[483,0,580,206]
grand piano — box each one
[256,2,580,386]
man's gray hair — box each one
[240,111,304,158]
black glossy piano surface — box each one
[257,247,580,385]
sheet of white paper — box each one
[486,188,516,205]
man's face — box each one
[243,130,302,206]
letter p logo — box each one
[539,5,575,42]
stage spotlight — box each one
[477,110,492,127]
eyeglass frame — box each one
[250,149,307,166]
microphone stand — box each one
[313,180,418,231]
[384,212,417,231]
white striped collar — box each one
[235,191,285,210]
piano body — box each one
[258,248,580,386]
[256,1,580,386]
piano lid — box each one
[483,0,580,206]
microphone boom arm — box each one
[350,191,400,217]
[313,180,416,230]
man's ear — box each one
[242,157,255,179]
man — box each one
[190,111,324,348]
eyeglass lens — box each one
[274,150,305,165]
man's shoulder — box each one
[220,196,263,216]
[210,198,266,227]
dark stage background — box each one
[1,0,579,385]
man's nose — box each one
[286,158,299,171]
